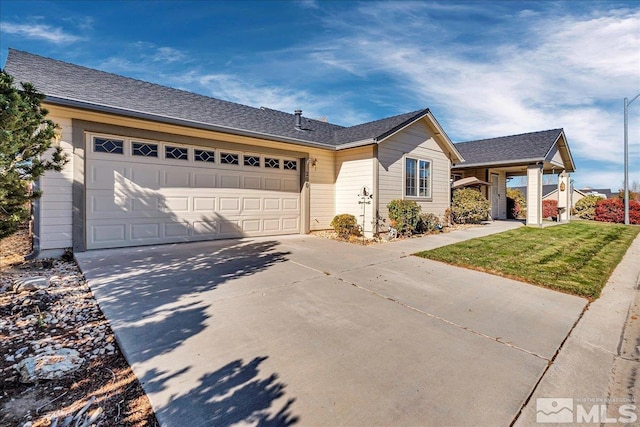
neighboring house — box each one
[4,49,464,254]
[579,188,614,199]
[509,185,587,210]
[452,129,576,226]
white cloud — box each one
[296,4,640,171]
[0,22,83,44]
[151,47,186,63]
[170,71,372,125]
[297,0,319,9]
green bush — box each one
[417,213,441,233]
[575,195,604,220]
[387,199,421,235]
[330,214,360,238]
[451,188,490,224]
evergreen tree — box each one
[0,70,68,239]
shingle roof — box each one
[455,129,563,166]
[3,49,429,149]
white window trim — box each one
[403,156,432,200]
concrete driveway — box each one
[76,222,587,426]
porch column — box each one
[557,171,571,223]
[526,164,543,227]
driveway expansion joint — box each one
[331,274,550,362]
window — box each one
[265,157,280,169]
[220,152,239,165]
[244,155,260,167]
[165,146,188,160]
[194,149,215,163]
[132,142,158,157]
[94,138,123,154]
[283,159,297,170]
[405,157,431,198]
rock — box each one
[15,347,29,357]
[105,344,115,352]
[16,348,84,383]
[13,277,49,293]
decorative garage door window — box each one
[85,132,301,250]
[220,152,239,165]
[165,146,188,160]
[132,142,158,157]
[265,157,280,169]
[244,155,260,167]
[94,138,124,154]
[194,149,215,163]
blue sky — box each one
[1,0,639,190]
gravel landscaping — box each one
[0,232,158,427]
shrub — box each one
[387,199,421,235]
[595,199,624,223]
[542,199,558,219]
[594,199,640,224]
[575,195,604,220]
[417,213,441,233]
[330,214,360,238]
[506,188,526,219]
[451,189,490,224]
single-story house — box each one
[4,49,576,255]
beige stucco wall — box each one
[42,105,339,250]
[335,146,375,235]
[377,119,452,226]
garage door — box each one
[85,134,301,249]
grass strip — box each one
[415,221,639,299]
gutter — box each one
[335,138,376,150]
[452,157,549,169]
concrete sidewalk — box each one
[515,232,640,426]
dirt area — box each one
[0,231,158,427]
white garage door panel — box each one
[86,135,301,249]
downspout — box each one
[373,144,380,236]
[24,179,41,260]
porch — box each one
[452,129,576,226]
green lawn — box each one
[415,221,639,299]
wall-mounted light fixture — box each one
[308,158,318,170]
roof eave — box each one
[335,138,376,150]
[452,158,546,169]
[44,95,338,151]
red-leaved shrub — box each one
[595,199,640,224]
[542,199,558,219]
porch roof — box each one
[453,128,575,173]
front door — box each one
[491,173,499,219]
